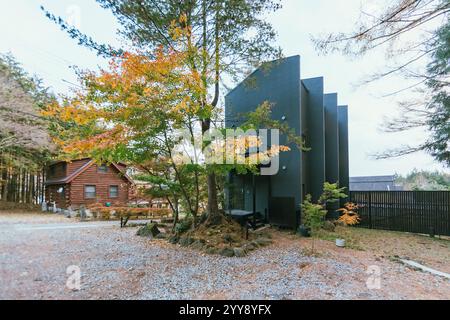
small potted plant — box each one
[335,202,361,248]
[298,224,311,237]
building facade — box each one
[45,158,133,209]
[225,56,349,228]
[350,175,403,191]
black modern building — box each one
[225,55,349,228]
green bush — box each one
[318,182,347,206]
[301,195,327,231]
[174,218,193,234]
[301,182,347,234]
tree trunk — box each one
[1,165,7,201]
[172,197,179,231]
[206,171,221,224]
[29,173,34,204]
[21,169,26,203]
[41,168,45,204]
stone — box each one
[223,234,234,244]
[322,220,336,232]
[179,236,195,247]
[191,239,206,250]
[168,235,179,244]
[85,209,93,218]
[136,223,160,238]
[155,233,168,239]
[255,237,272,247]
[251,240,260,248]
[233,247,246,257]
[205,246,218,255]
[219,247,235,257]
[243,242,256,252]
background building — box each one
[45,159,133,209]
[225,55,349,228]
[350,175,404,191]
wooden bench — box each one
[118,209,171,227]
[86,205,171,227]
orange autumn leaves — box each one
[42,47,206,158]
[337,202,361,226]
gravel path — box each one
[0,212,449,300]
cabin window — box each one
[109,185,119,198]
[84,185,96,199]
[98,164,108,173]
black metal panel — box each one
[269,197,297,229]
[350,191,450,236]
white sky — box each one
[0,0,448,176]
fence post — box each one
[368,192,372,229]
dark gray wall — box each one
[225,55,303,212]
[300,82,309,200]
[225,55,350,227]
[324,93,340,185]
[302,77,326,202]
[338,105,349,198]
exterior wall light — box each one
[282,166,287,170]
[281,115,286,121]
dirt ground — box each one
[315,226,450,273]
[0,211,449,300]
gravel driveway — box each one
[0,212,449,300]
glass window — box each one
[84,185,96,199]
[98,164,108,173]
[109,185,119,198]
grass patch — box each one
[314,227,364,250]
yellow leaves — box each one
[205,135,291,166]
[42,100,104,126]
[62,125,129,156]
[279,145,291,152]
[337,202,361,226]
[172,95,199,114]
[40,101,60,117]
[169,13,192,41]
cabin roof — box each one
[48,158,128,167]
[45,160,133,185]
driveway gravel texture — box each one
[0,212,449,300]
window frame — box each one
[84,185,97,199]
[109,185,119,198]
[98,164,108,173]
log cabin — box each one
[45,158,133,210]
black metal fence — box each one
[349,191,450,236]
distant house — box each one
[130,179,171,209]
[349,175,403,191]
[45,158,133,209]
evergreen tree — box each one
[315,0,450,166]
[42,0,283,220]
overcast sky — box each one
[0,0,448,176]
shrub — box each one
[301,195,328,232]
[337,202,361,226]
[174,218,193,234]
[322,220,336,232]
[318,182,347,206]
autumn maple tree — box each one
[43,20,292,228]
[42,0,283,222]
